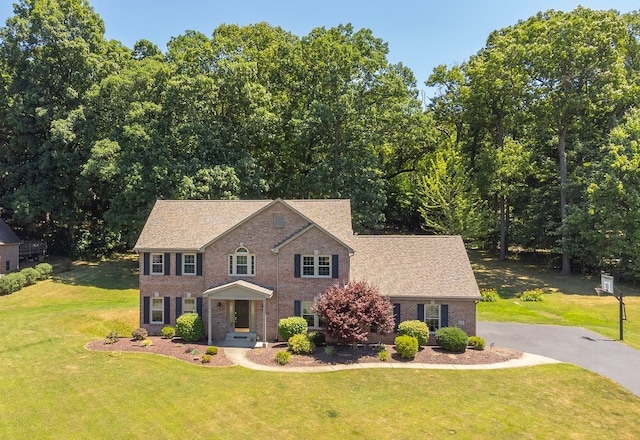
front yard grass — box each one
[472,250,640,350]
[1,255,640,439]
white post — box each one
[207,296,212,346]
[262,298,267,347]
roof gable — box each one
[350,235,480,299]
[0,218,21,245]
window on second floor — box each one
[182,253,196,275]
[302,255,331,278]
[151,253,164,275]
[228,247,255,276]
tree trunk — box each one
[499,194,508,260]
[558,125,571,275]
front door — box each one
[234,300,250,331]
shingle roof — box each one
[0,218,21,245]
[350,235,481,299]
[134,199,354,251]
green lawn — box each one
[472,250,640,349]
[1,255,640,439]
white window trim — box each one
[301,300,321,329]
[150,297,164,324]
[228,247,256,276]
[301,255,331,278]
[424,304,441,333]
[151,253,164,275]
[182,253,196,276]
[183,297,196,314]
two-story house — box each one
[134,199,481,346]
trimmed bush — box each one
[20,267,39,286]
[161,326,175,339]
[468,336,486,350]
[378,349,390,362]
[518,288,544,302]
[324,345,336,356]
[394,334,419,359]
[132,327,148,341]
[201,354,212,363]
[275,350,291,365]
[176,313,204,342]
[140,339,153,347]
[277,316,307,341]
[105,331,120,344]
[35,263,53,280]
[308,331,326,346]
[0,272,26,295]
[435,327,468,353]
[205,346,218,355]
[480,288,500,302]
[288,333,315,354]
[397,320,430,346]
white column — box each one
[207,296,212,346]
[262,298,267,347]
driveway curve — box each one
[478,322,640,398]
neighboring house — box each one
[134,199,481,346]
[0,218,21,275]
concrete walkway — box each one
[479,322,640,398]
[222,346,559,373]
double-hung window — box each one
[183,297,196,314]
[151,253,164,275]
[301,300,321,328]
[424,304,441,332]
[182,253,196,275]
[229,247,255,276]
[302,255,331,278]
[150,297,164,324]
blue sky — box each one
[1,0,638,87]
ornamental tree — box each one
[313,280,394,347]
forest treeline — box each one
[1,1,640,280]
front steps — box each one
[219,332,264,348]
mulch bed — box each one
[86,336,234,367]
[86,336,522,368]
[246,342,522,367]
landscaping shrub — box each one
[161,326,175,339]
[378,349,390,362]
[435,327,469,353]
[277,316,307,341]
[0,272,26,295]
[104,331,120,344]
[176,313,204,342]
[35,263,53,280]
[480,288,500,302]
[308,330,325,346]
[518,288,544,302]
[394,334,419,359]
[140,339,153,347]
[20,267,39,286]
[132,327,148,341]
[201,354,212,363]
[205,346,218,355]
[275,350,291,365]
[288,333,315,354]
[324,345,336,356]
[397,320,430,346]
[468,336,486,350]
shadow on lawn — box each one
[52,257,139,290]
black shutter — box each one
[417,303,425,322]
[164,253,171,276]
[196,253,203,276]
[176,253,182,276]
[294,300,301,316]
[441,304,449,328]
[176,297,182,318]
[393,303,401,332]
[196,297,203,317]
[294,254,301,278]
[143,296,150,324]
[331,254,339,278]
[164,297,171,324]
[143,253,150,276]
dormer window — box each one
[229,246,255,276]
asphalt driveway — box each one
[478,322,640,397]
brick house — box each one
[0,218,21,275]
[134,199,481,346]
